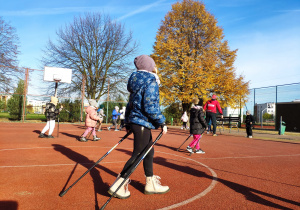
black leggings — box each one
[120,124,154,177]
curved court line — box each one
[0,146,218,209]
[155,151,218,210]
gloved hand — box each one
[161,123,167,134]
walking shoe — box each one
[47,135,54,138]
[79,137,87,142]
[144,175,170,195]
[248,136,253,138]
[108,174,131,199]
[115,129,119,131]
[207,131,210,134]
[195,149,205,154]
[97,129,102,132]
[93,136,100,141]
[107,127,111,131]
[186,146,193,153]
[38,133,46,138]
[213,134,218,136]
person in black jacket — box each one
[245,110,255,138]
[187,98,208,154]
[39,96,62,138]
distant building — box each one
[254,102,276,122]
[222,107,243,117]
[27,100,47,114]
[0,94,11,102]
[222,106,243,122]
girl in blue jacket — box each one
[108,55,169,199]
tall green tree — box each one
[7,79,24,120]
[152,0,249,111]
[42,12,138,100]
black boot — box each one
[39,133,46,138]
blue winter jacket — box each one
[112,109,121,120]
[125,71,165,129]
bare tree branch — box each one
[41,12,139,100]
[0,16,21,92]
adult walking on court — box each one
[107,106,121,131]
[108,54,169,199]
[187,98,207,154]
[203,94,223,136]
[245,110,255,138]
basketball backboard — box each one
[44,66,72,84]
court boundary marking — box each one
[0,145,218,209]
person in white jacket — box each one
[181,111,189,130]
[119,106,126,130]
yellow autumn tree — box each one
[152,0,249,111]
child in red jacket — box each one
[80,99,101,142]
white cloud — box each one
[116,0,166,21]
[0,7,111,16]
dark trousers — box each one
[246,126,253,137]
[110,119,117,129]
[120,119,125,129]
[206,112,217,134]
[120,124,154,177]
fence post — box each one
[106,79,110,124]
[22,68,29,122]
[81,76,85,123]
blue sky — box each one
[1,0,300,90]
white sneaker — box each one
[195,149,205,154]
[107,127,111,131]
[248,136,252,138]
[186,146,193,153]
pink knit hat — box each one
[134,55,155,72]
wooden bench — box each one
[216,116,241,133]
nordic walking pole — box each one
[100,131,164,210]
[189,134,203,156]
[176,134,192,151]
[59,131,132,197]
[57,116,59,137]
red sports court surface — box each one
[0,122,299,210]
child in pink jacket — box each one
[80,99,101,142]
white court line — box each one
[0,161,126,168]
[156,151,218,210]
[199,154,300,159]
[0,146,96,151]
[0,146,218,209]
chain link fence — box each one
[1,66,299,132]
[244,83,300,131]
[0,66,128,123]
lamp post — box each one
[261,107,267,128]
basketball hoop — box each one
[43,66,72,97]
[53,75,62,97]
